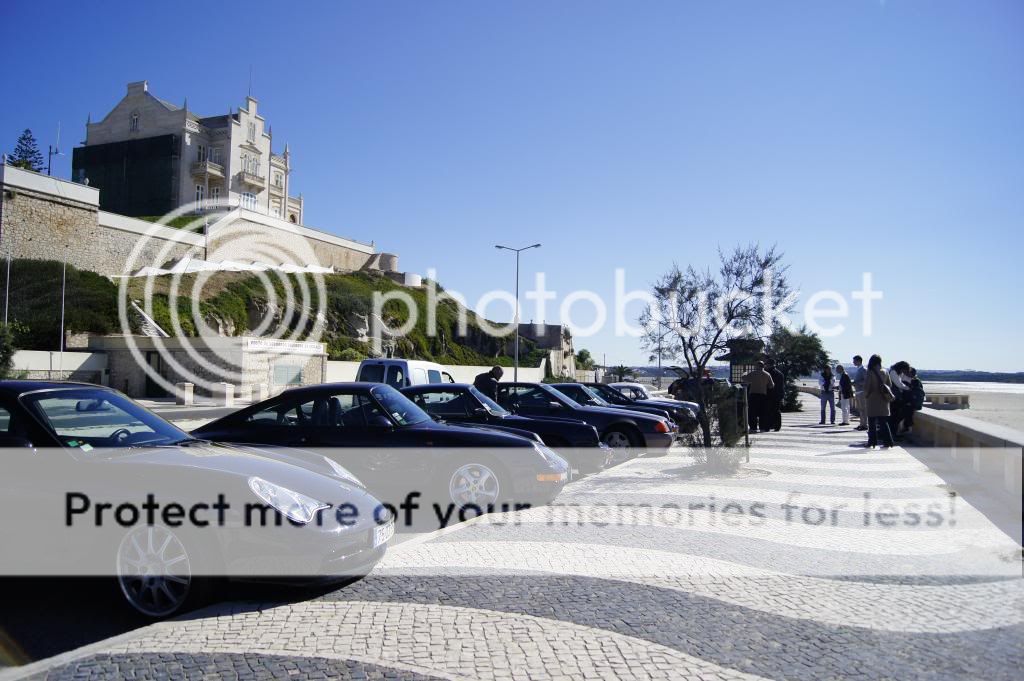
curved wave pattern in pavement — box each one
[13,396,1023,681]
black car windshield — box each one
[21,388,191,450]
[537,383,583,409]
[371,385,432,426]
[593,385,627,402]
[577,385,611,406]
[468,386,509,416]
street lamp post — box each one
[495,243,541,382]
[3,242,10,326]
[58,245,68,378]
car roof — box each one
[277,382,380,397]
[402,383,472,391]
[0,380,112,396]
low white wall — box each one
[324,360,545,385]
[798,386,1022,496]
[914,409,1023,496]
[13,350,107,372]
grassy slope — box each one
[5,261,545,367]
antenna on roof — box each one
[47,121,64,176]
[248,65,253,98]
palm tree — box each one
[609,364,636,382]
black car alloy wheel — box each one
[448,462,502,508]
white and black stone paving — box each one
[4,397,1021,680]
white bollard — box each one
[175,382,194,406]
[217,383,235,408]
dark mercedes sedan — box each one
[192,383,569,512]
[493,382,675,454]
[550,383,676,424]
[583,383,700,435]
[400,383,613,476]
[0,381,392,619]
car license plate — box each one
[373,520,395,548]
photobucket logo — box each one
[370,268,882,352]
[116,200,327,398]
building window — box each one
[274,172,283,188]
[197,145,206,162]
[211,147,221,163]
[211,186,220,205]
[242,192,257,211]
[195,184,205,210]
[247,122,256,143]
[271,201,281,218]
[129,112,139,132]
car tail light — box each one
[654,420,670,434]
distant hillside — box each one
[914,370,1024,384]
[3,260,548,367]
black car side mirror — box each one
[366,415,394,429]
[548,401,564,410]
[472,407,489,417]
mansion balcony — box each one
[190,160,224,179]
[237,170,266,191]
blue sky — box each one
[3,0,1022,371]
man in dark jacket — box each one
[740,361,774,432]
[473,366,504,400]
[765,359,786,432]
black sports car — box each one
[192,383,569,512]
[0,381,392,618]
[492,382,675,454]
[550,383,676,424]
[583,383,699,434]
[400,383,613,475]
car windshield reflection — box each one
[370,384,432,426]
[469,386,509,416]
[21,389,192,451]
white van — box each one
[356,358,455,389]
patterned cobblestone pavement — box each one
[4,397,1021,680]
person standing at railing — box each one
[902,367,926,435]
[888,361,911,438]
[852,355,868,431]
[865,354,896,448]
[836,364,853,426]
[818,365,836,425]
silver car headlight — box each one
[248,476,330,525]
[324,457,364,487]
[534,442,568,467]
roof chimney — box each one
[127,80,148,95]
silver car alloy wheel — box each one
[116,525,192,617]
[449,463,501,507]
[602,430,632,449]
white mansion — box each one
[73,81,303,224]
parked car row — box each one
[0,370,697,619]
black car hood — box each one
[576,404,662,423]
[407,418,539,446]
[641,398,699,412]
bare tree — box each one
[640,244,796,446]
